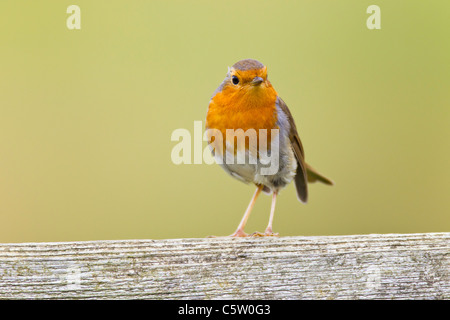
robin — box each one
[205,59,333,237]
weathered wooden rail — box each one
[0,232,448,299]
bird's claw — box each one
[227,229,279,237]
[250,231,279,237]
[229,229,249,237]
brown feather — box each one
[277,97,334,202]
[277,98,308,203]
[306,163,334,185]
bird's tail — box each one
[306,163,334,185]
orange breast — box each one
[206,84,278,155]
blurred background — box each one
[0,1,449,243]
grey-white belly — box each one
[217,136,297,192]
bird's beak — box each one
[251,76,264,86]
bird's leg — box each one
[230,185,263,237]
[250,190,279,237]
[248,191,280,237]
[264,191,279,236]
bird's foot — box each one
[250,230,279,237]
[229,228,249,237]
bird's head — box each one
[213,59,277,109]
[227,59,269,91]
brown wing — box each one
[277,97,308,203]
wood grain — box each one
[0,233,448,299]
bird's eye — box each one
[232,76,239,85]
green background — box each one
[1,1,449,242]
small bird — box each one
[205,59,333,237]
